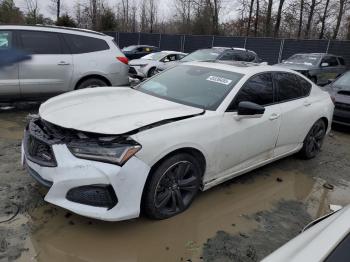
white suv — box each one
[0,25,129,102]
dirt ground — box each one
[0,104,350,262]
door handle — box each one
[57,61,70,66]
[269,113,280,121]
[303,100,312,107]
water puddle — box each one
[25,170,331,262]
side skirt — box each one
[202,145,303,191]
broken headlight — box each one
[68,141,141,165]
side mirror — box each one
[236,101,265,120]
[321,62,329,67]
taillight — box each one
[117,56,129,65]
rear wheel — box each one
[299,119,326,159]
[76,78,108,90]
[143,153,202,219]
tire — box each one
[147,67,157,78]
[299,119,326,159]
[76,78,108,90]
[143,153,202,219]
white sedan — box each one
[262,205,350,262]
[22,62,334,221]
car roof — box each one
[186,61,301,76]
[160,51,186,55]
[126,45,159,48]
[0,25,109,39]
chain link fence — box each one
[104,31,350,67]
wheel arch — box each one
[74,74,112,90]
[140,147,207,210]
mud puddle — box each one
[26,170,339,262]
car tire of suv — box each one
[143,153,202,219]
[299,119,326,159]
[76,78,108,90]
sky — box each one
[13,0,238,23]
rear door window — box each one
[63,34,109,54]
[19,31,62,54]
[228,73,274,111]
[296,75,312,96]
[0,31,12,49]
[275,72,304,102]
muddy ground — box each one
[0,104,350,262]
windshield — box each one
[136,65,243,110]
[333,71,350,91]
[142,52,166,61]
[284,54,321,66]
[181,49,221,62]
[122,46,136,51]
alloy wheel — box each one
[154,161,198,215]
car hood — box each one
[129,59,155,66]
[276,63,314,71]
[39,87,203,134]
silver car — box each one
[0,25,129,102]
[276,53,347,86]
[129,51,187,79]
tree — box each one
[246,0,254,36]
[265,0,273,36]
[0,0,24,24]
[50,0,61,21]
[24,0,39,24]
[297,0,304,38]
[273,0,285,37]
[304,0,318,39]
[100,7,117,31]
[319,0,330,39]
[333,0,347,39]
[254,0,259,36]
[56,13,76,27]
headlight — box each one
[68,141,141,165]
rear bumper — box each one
[333,108,350,126]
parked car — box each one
[262,205,350,262]
[157,47,261,72]
[0,25,129,102]
[276,53,346,86]
[122,45,160,60]
[22,62,333,221]
[129,51,187,79]
[324,71,350,126]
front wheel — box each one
[143,153,202,219]
[147,67,157,78]
[299,119,326,159]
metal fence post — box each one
[117,32,120,45]
[211,35,215,47]
[182,35,186,52]
[138,32,141,45]
[244,37,247,49]
[326,39,331,53]
[278,39,285,63]
[159,34,162,48]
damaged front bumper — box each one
[22,117,150,221]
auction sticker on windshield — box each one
[207,76,233,85]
